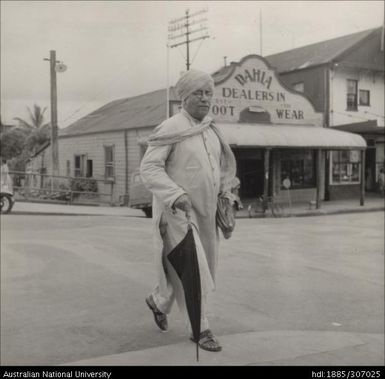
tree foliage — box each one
[0,127,29,159]
[25,124,50,153]
[13,104,50,129]
[0,104,51,170]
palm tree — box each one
[13,104,50,129]
[13,104,51,155]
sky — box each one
[1,0,384,128]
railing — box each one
[8,170,114,205]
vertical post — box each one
[186,9,190,70]
[124,130,129,206]
[168,8,209,72]
[325,151,330,201]
[259,9,263,56]
[50,50,59,177]
[380,13,384,51]
[360,149,366,206]
[166,44,170,118]
[316,149,322,209]
[324,66,330,128]
[263,149,270,199]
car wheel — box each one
[0,194,14,214]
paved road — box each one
[1,212,384,365]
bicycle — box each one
[247,195,286,218]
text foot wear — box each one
[190,329,222,352]
[145,295,168,332]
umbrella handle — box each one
[185,209,192,226]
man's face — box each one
[183,83,213,121]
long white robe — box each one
[140,110,224,315]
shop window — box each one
[280,150,315,189]
[104,145,115,182]
[74,154,86,177]
[359,90,370,106]
[293,82,304,92]
[331,150,361,184]
[346,79,358,110]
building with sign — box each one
[29,54,367,208]
[198,54,366,206]
[265,26,384,197]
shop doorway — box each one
[233,149,265,199]
[235,156,265,198]
[365,147,376,191]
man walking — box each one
[140,69,236,352]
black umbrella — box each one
[167,215,201,361]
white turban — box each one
[176,69,214,101]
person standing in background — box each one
[1,157,13,192]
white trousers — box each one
[151,214,211,333]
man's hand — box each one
[173,194,192,214]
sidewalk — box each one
[62,330,384,366]
[8,200,145,217]
[7,195,384,218]
[237,194,385,218]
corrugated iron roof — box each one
[60,87,179,137]
[208,28,383,82]
[218,123,366,149]
[265,27,380,73]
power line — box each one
[168,8,210,71]
[176,45,187,61]
[61,65,133,125]
[190,37,205,65]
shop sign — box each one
[209,55,323,126]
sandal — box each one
[145,295,168,332]
[190,329,222,352]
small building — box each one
[32,89,180,204]
[265,26,384,198]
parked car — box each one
[0,187,15,214]
[128,170,152,217]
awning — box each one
[218,123,367,149]
[333,120,385,136]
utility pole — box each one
[259,9,263,56]
[381,12,384,51]
[44,50,66,178]
[168,8,210,71]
